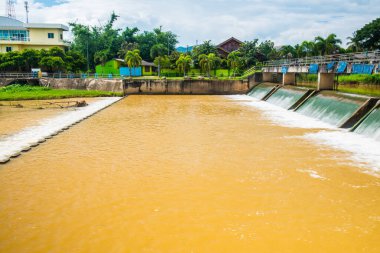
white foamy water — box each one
[228,95,380,175]
[0,97,122,162]
[227,95,334,129]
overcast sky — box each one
[1,0,379,47]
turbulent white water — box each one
[0,97,122,162]
[228,95,380,176]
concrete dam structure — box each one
[247,82,380,139]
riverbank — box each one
[0,85,122,101]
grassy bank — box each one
[0,85,122,101]
[297,74,380,85]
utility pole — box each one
[24,1,29,23]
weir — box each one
[352,102,380,141]
[247,83,278,100]
[266,86,311,109]
[294,91,369,126]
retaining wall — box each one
[124,79,250,94]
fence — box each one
[262,50,380,68]
[0,72,132,79]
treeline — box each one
[69,12,178,70]
[0,47,86,72]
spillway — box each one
[266,86,310,109]
[295,91,368,126]
[247,83,277,100]
[354,105,380,141]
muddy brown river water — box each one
[0,95,379,253]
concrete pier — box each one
[263,72,273,82]
[317,73,335,90]
[282,73,296,85]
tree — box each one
[39,56,65,72]
[94,49,111,66]
[238,39,259,68]
[198,53,221,77]
[350,18,380,50]
[150,43,167,76]
[176,54,192,77]
[21,49,40,71]
[124,49,142,77]
[300,41,316,57]
[65,50,87,72]
[227,51,241,77]
[314,34,342,55]
[70,12,122,70]
[191,40,217,67]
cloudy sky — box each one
[1,0,379,47]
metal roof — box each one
[115,58,156,67]
[0,16,26,30]
[0,16,69,31]
[24,23,69,31]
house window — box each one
[6,46,12,52]
[48,33,54,39]
[60,33,63,40]
[144,66,150,72]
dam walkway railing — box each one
[262,50,380,68]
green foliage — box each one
[0,84,121,101]
[0,47,86,72]
[198,53,221,77]
[124,49,142,76]
[176,54,192,76]
[192,40,218,67]
[39,56,65,72]
[349,18,380,50]
[227,51,242,77]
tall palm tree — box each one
[124,49,142,77]
[207,53,221,77]
[176,54,192,77]
[227,51,241,77]
[198,54,209,76]
[150,43,166,76]
[346,36,361,52]
[300,41,316,57]
[314,34,342,55]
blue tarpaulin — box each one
[352,64,374,74]
[120,67,142,76]
[281,66,288,74]
[337,61,347,73]
[327,62,335,70]
[309,64,319,74]
[363,64,374,74]
[352,64,364,74]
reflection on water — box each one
[0,95,379,253]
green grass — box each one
[337,86,380,97]
[0,85,122,101]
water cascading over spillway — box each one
[295,91,368,126]
[266,86,309,109]
[247,83,277,100]
[354,105,380,141]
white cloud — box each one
[0,0,378,46]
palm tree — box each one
[124,49,142,77]
[300,41,316,57]
[227,51,241,77]
[207,53,221,77]
[198,54,209,76]
[176,54,192,77]
[346,36,361,52]
[314,34,342,55]
[150,43,166,76]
